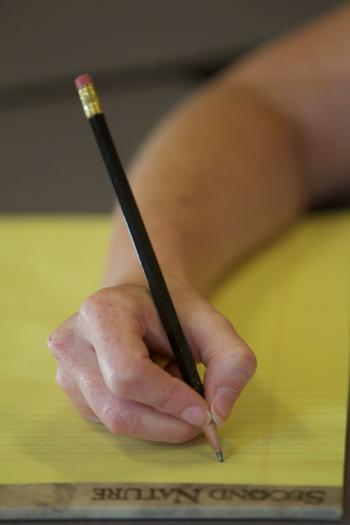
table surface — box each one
[0,415,348,525]
[1,218,348,524]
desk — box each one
[0,214,348,523]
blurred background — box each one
[1,0,346,214]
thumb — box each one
[186,306,257,425]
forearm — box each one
[104,4,350,293]
[103,78,307,292]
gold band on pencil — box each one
[77,84,103,119]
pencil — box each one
[75,73,223,462]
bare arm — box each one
[105,3,350,292]
[49,5,350,442]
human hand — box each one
[47,280,256,443]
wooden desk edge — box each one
[0,482,342,520]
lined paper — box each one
[0,213,348,488]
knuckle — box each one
[113,369,139,397]
[79,288,111,320]
[102,404,136,436]
[47,329,71,360]
[239,345,257,376]
[103,369,122,395]
[113,285,146,318]
[225,343,257,379]
[219,344,257,389]
[55,368,69,392]
[79,286,142,332]
[105,359,143,397]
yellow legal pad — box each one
[0,212,348,520]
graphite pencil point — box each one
[216,450,224,462]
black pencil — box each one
[75,73,223,461]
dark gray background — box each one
[1,1,348,523]
[1,0,347,213]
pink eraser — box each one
[75,74,93,90]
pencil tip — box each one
[202,422,223,462]
[216,450,224,462]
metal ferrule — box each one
[78,83,103,119]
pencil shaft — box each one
[90,114,204,396]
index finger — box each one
[181,305,257,425]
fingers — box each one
[181,302,257,426]
[49,331,200,443]
[164,358,182,379]
[79,285,173,358]
[48,283,255,442]
[55,367,100,423]
[149,353,182,379]
[76,287,211,428]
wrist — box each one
[102,269,190,292]
[102,250,190,290]
[103,211,192,289]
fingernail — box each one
[180,406,212,427]
[211,387,237,426]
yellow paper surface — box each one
[0,213,348,487]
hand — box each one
[47,280,256,443]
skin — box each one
[48,4,350,443]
